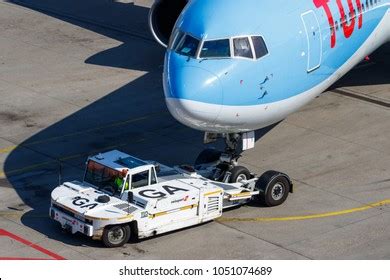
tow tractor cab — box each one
[50,150,292,247]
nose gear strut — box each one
[196,133,293,206]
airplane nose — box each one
[164,66,223,130]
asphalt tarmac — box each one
[0,0,389,259]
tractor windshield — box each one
[84,160,123,195]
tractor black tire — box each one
[229,166,251,183]
[256,171,291,207]
[102,224,131,248]
[195,149,222,166]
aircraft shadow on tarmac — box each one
[332,43,390,89]
[2,0,275,247]
[3,0,389,247]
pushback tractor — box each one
[50,150,292,247]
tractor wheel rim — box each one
[108,228,125,244]
[271,183,284,200]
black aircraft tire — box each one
[102,224,131,248]
[256,171,291,207]
[229,166,251,183]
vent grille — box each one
[207,196,220,214]
[114,203,138,213]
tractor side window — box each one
[251,36,268,59]
[131,170,149,189]
[124,176,130,192]
[233,37,253,59]
[151,168,157,185]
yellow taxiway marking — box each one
[217,199,390,222]
[0,111,167,156]
[0,146,16,154]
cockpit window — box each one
[251,36,268,59]
[200,39,231,58]
[169,29,184,50]
[170,31,267,61]
[233,37,253,59]
[175,34,200,57]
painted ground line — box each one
[0,229,65,260]
[217,199,390,222]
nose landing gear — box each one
[195,132,293,206]
[195,133,249,183]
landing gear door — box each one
[242,131,255,151]
[301,10,322,72]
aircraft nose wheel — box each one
[256,170,292,207]
[229,166,251,183]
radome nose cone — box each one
[166,66,223,102]
[164,66,223,129]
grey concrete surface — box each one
[0,0,389,260]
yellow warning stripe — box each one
[180,204,197,211]
[205,190,222,196]
[149,211,168,219]
[117,214,134,221]
[230,192,252,198]
[149,204,198,219]
[85,215,110,221]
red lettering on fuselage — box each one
[355,0,363,28]
[313,0,364,48]
[337,0,355,38]
[314,0,336,48]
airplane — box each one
[148,0,389,182]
